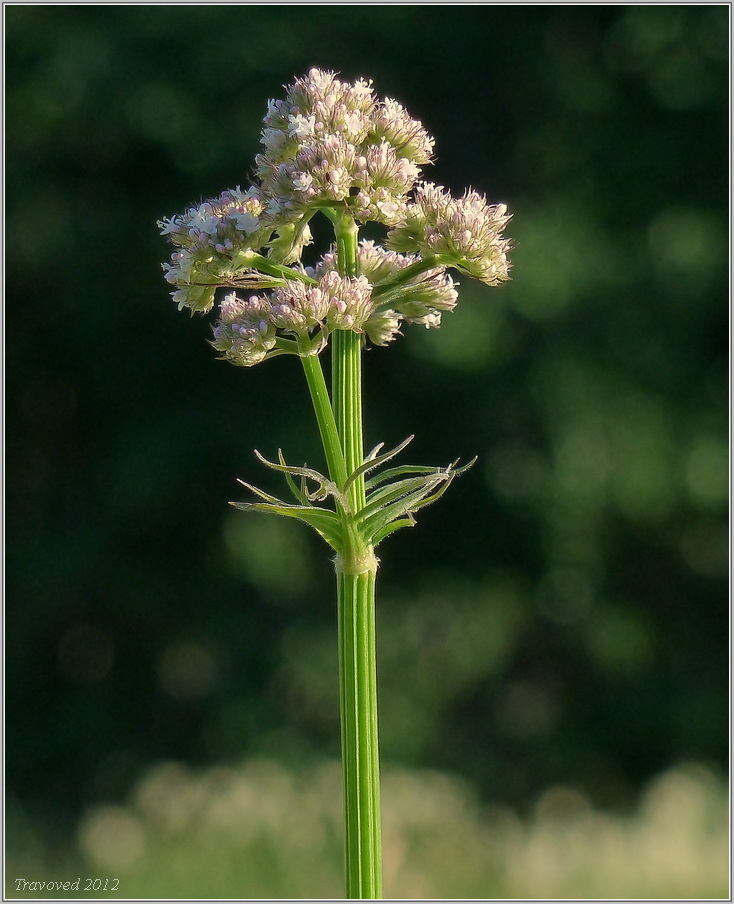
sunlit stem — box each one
[332,210,383,899]
[299,351,348,490]
[336,561,382,900]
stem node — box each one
[335,549,380,576]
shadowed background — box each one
[6,5,729,898]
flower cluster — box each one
[160,68,513,366]
[387,183,513,286]
[272,271,373,333]
[159,187,274,313]
[256,68,433,226]
[210,292,277,367]
[207,237,463,366]
[316,240,458,341]
[210,271,378,366]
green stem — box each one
[247,253,317,285]
[337,564,382,900]
[332,211,383,899]
[299,352,348,489]
[333,331,366,512]
[333,214,366,512]
[370,254,442,298]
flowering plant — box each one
[160,68,512,899]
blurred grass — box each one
[7,758,728,900]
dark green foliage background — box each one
[6,3,728,841]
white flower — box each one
[376,199,401,219]
[231,211,260,235]
[352,78,374,97]
[341,110,367,139]
[292,172,314,192]
[163,248,194,284]
[227,185,256,203]
[190,206,220,235]
[158,217,179,236]
[288,113,317,139]
[399,159,420,182]
[307,68,333,91]
[416,311,442,329]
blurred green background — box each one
[6,4,729,899]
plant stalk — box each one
[300,352,348,489]
[332,211,383,899]
[336,563,382,899]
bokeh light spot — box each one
[222,512,314,598]
[78,804,146,871]
[157,642,217,702]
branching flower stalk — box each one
[159,68,512,899]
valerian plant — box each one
[160,68,512,899]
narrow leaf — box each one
[360,469,464,538]
[229,501,343,550]
[278,449,308,504]
[360,474,445,521]
[235,478,290,507]
[372,516,416,546]
[364,463,438,491]
[343,435,414,495]
[253,449,346,507]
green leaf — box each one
[229,500,343,551]
[235,478,290,507]
[364,463,438,491]
[342,435,415,496]
[371,516,416,546]
[358,458,477,541]
[277,449,308,505]
[253,450,347,508]
[360,480,447,538]
[360,473,446,520]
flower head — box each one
[159,187,269,252]
[208,270,377,367]
[210,293,277,366]
[255,68,434,227]
[270,272,374,335]
[368,98,434,164]
[161,70,513,367]
[364,308,402,346]
[317,239,458,335]
[387,183,513,286]
[159,187,272,312]
[261,68,376,162]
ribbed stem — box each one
[333,213,366,513]
[332,211,383,899]
[337,565,382,900]
[333,331,366,511]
